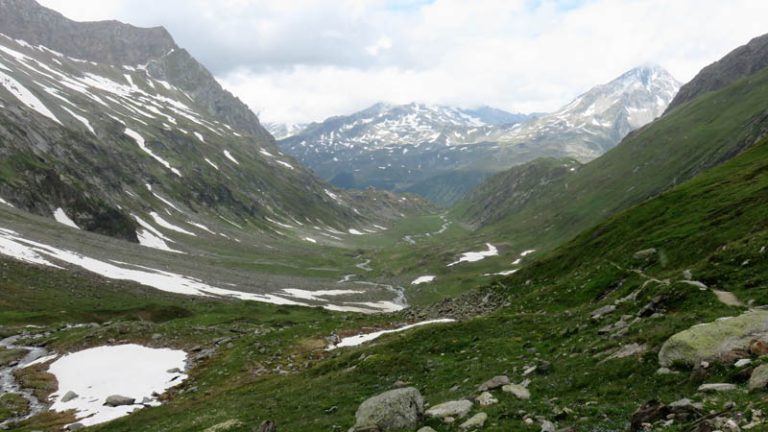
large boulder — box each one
[352,387,424,431]
[658,311,768,367]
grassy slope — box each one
[4,102,768,431]
[453,66,768,254]
[123,128,768,432]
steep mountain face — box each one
[279,66,679,205]
[0,0,269,139]
[0,0,425,245]
[667,32,768,112]
[488,64,680,162]
[0,0,175,65]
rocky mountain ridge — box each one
[278,65,680,205]
[667,33,768,112]
[0,0,427,247]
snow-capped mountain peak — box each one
[492,64,681,160]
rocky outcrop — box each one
[0,0,176,65]
[352,387,424,431]
[146,50,273,140]
[667,33,768,112]
[658,310,768,367]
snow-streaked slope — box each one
[0,30,426,243]
[278,67,678,204]
[490,64,681,161]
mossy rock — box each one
[658,310,768,367]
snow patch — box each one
[53,208,79,229]
[411,275,436,285]
[48,344,187,427]
[281,289,363,302]
[223,150,239,165]
[60,106,95,134]
[328,319,455,350]
[124,128,182,177]
[204,158,219,170]
[149,212,196,236]
[136,229,181,253]
[0,69,61,124]
[447,243,498,267]
[0,228,62,268]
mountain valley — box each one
[0,1,767,432]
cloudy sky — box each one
[37,0,768,124]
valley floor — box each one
[4,137,768,431]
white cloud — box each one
[37,0,768,124]
[366,36,393,56]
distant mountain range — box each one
[277,65,680,205]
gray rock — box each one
[748,364,768,391]
[353,387,424,431]
[417,428,437,432]
[669,398,703,410]
[591,305,616,320]
[683,270,693,280]
[66,423,85,431]
[540,419,556,432]
[697,383,737,393]
[104,395,136,407]
[61,390,78,403]
[605,343,646,361]
[459,412,488,430]
[502,383,530,400]
[658,310,768,367]
[425,399,473,419]
[633,248,657,260]
[477,375,510,392]
[475,392,498,406]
